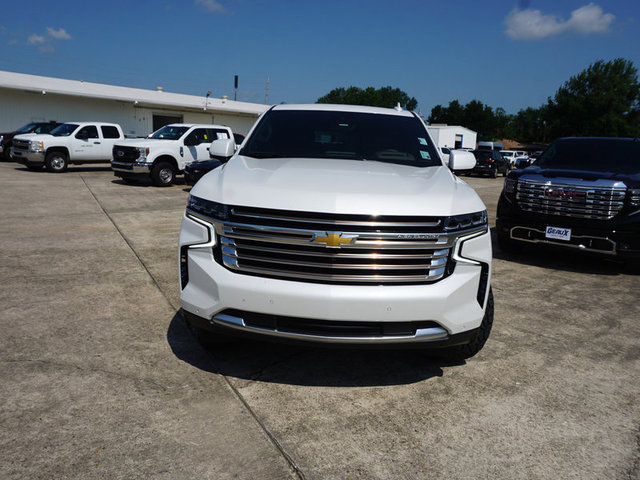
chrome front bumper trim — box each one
[111,160,152,174]
[510,226,617,254]
[211,313,450,344]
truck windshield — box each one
[150,126,189,140]
[241,110,441,167]
[15,123,39,134]
[536,139,640,174]
[50,124,79,137]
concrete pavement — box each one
[0,162,638,479]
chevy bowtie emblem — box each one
[312,232,356,247]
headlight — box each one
[444,211,487,232]
[30,140,44,152]
[186,195,230,220]
[504,177,517,194]
[136,146,149,160]
[629,189,640,207]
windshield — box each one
[502,152,514,157]
[536,139,640,174]
[15,123,39,134]
[50,123,79,137]
[240,110,441,167]
[150,125,189,140]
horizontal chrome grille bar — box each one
[516,178,626,220]
[187,208,485,284]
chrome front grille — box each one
[189,206,474,285]
[516,177,627,220]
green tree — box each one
[546,58,640,138]
[317,86,418,111]
[511,106,547,143]
[428,99,506,140]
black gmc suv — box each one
[496,137,640,260]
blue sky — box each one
[1,0,638,116]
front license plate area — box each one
[545,226,571,241]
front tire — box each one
[45,152,68,173]
[151,161,175,187]
[441,288,494,361]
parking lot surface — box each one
[1,162,638,479]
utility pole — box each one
[234,75,238,101]
[265,76,269,105]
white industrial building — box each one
[427,124,477,150]
[0,70,269,137]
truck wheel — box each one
[45,152,68,173]
[441,288,494,361]
[151,161,175,187]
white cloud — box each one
[195,0,226,13]
[505,3,614,40]
[47,27,71,40]
[27,34,46,45]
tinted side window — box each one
[207,128,230,141]
[184,129,208,145]
[76,126,99,139]
[101,126,120,139]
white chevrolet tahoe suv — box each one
[12,122,124,172]
[179,104,493,360]
[111,123,233,186]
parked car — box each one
[439,147,451,166]
[472,149,509,177]
[11,122,124,172]
[184,132,246,185]
[0,121,61,161]
[179,104,493,360]
[500,150,528,168]
[184,158,223,186]
[496,137,640,261]
[111,124,233,186]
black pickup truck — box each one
[496,137,640,260]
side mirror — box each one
[209,138,236,162]
[515,158,532,169]
[448,150,476,172]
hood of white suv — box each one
[190,155,485,217]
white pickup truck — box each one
[11,122,124,172]
[179,104,494,361]
[111,123,234,186]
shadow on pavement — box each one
[167,310,458,387]
[14,165,113,173]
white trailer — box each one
[427,124,477,150]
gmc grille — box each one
[189,206,472,285]
[516,178,626,220]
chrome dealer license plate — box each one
[545,226,571,241]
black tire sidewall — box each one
[45,152,68,173]
[151,161,175,187]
